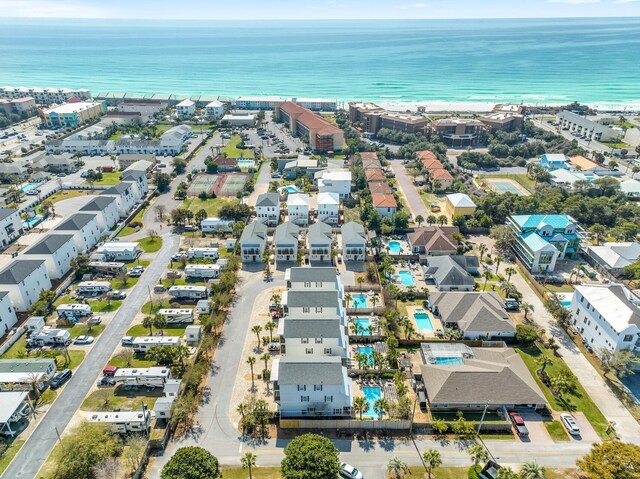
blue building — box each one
[539,154,569,171]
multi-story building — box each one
[557,110,620,142]
[317,192,340,225]
[239,222,268,263]
[22,234,77,280]
[52,213,102,253]
[289,98,337,112]
[0,291,18,334]
[101,182,138,217]
[0,208,23,248]
[274,102,345,152]
[372,194,397,218]
[205,101,224,118]
[571,284,640,358]
[307,221,333,263]
[175,99,195,117]
[79,196,120,231]
[479,110,524,133]
[286,194,310,226]
[348,102,430,135]
[274,222,300,262]
[40,101,106,129]
[341,222,366,262]
[315,170,352,198]
[431,118,486,146]
[235,96,285,110]
[0,86,91,104]
[0,260,52,312]
[0,97,37,115]
[121,169,149,198]
[255,193,281,227]
[507,214,580,273]
[407,226,459,256]
[285,266,343,294]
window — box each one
[304,282,311,288]
[297,385,306,391]
[324,348,332,355]
[333,408,342,415]
[315,338,323,344]
[314,385,323,391]
[624,334,634,342]
[301,396,309,402]
[324,395,333,403]
[303,307,310,313]
[301,338,309,344]
[305,348,313,354]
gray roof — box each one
[0,259,46,285]
[0,291,9,300]
[118,153,156,161]
[240,221,267,244]
[0,358,56,374]
[341,221,365,245]
[425,256,475,288]
[256,192,280,207]
[80,196,117,212]
[287,290,339,308]
[421,347,546,406]
[54,213,97,231]
[278,356,345,385]
[23,234,75,255]
[0,207,17,222]
[308,221,333,245]
[431,292,515,334]
[274,221,300,245]
[283,318,342,338]
[288,267,338,283]
[102,182,133,195]
[121,170,146,181]
[43,155,71,166]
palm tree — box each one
[260,352,270,372]
[373,398,389,420]
[236,403,247,419]
[494,256,503,274]
[427,214,436,225]
[537,356,553,375]
[422,449,442,479]
[437,215,447,226]
[142,316,154,335]
[478,243,487,262]
[499,281,518,299]
[467,443,488,468]
[153,314,168,336]
[247,356,256,390]
[370,295,379,309]
[345,293,352,308]
[350,322,362,337]
[415,214,424,227]
[522,302,534,320]
[505,267,517,282]
[265,321,277,342]
[270,293,281,307]
[482,270,492,291]
[496,467,518,479]
[353,396,367,420]
[387,457,410,479]
[241,452,257,479]
[251,325,263,349]
[519,461,546,479]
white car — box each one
[340,463,364,479]
[560,413,580,436]
[74,335,95,345]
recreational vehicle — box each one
[76,281,112,296]
[157,308,194,324]
[113,367,171,388]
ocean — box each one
[1,17,640,106]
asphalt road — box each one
[388,159,429,220]
[3,232,180,479]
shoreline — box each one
[373,100,640,113]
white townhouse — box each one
[307,221,333,263]
[315,169,352,199]
[101,182,138,217]
[0,208,22,248]
[285,267,343,296]
[274,222,300,262]
[341,221,366,262]
[158,125,192,155]
[120,169,149,197]
[317,192,340,225]
[239,222,268,263]
[272,356,353,418]
[284,289,346,326]
[572,284,640,358]
[255,193,281,227]
[184,264,221,279]
[205,101,225,118]
[79,196,120,231]
[286,193,310,226]
[52,213,101,253]
[279,317,348,358]
[0,291,19,334]
[95,242,142,261]
[175,99,196,117]
[0,260,52,312]
[22,234,77,280]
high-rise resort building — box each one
[274,102,345,152]
[348,102,430,135]
[39,101,106,129]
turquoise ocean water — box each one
[1,17,639,105]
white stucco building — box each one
[239,222,268,263]
[307,221,333,263]
[205,101,224,118]
[175,99,195,117]
[274,222,300,262]
[315,170,352,198]
[22,234,77,280]
[317,192,340,225]
[0,208,22,248]
[79,196,120,231]
[101,182,138,217]
[52,213,102,253]
[255,193,281,227]
[0,292,18,334]
[286,194,310,226]
[0,260,52,312]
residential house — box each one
[540,154,569,171]
[0,260,52,312]
[285,267,343,294]
[445,193,476,218]
[282,157,321,179]
[368,181,392,195]
[79,196,120,231]
[372,194,397,219]
[429,168,454,190]
[255,193,281,227]
[360,152,382,170]
[572,284,640,358]
[431,292,516,339]
[205,100,224,118]
[279,317,348,358]
[200,218,233,233]
[101,182,138,217]
[240,222,268,263]
[549,169,591,187]
[274,222,300,262]
[341,222,366,262]
[408,226,459,257]
[39,155,72,174]
[117,154,156,171]
[22,234,77,280]
[423,255,476,291]
[508,214,579,273]
[175,99,196,117]
[287,194,310,226]
[588,242,640,276]
[308,221,333,263]
[95,242,142,261]
[0,208,22,248]
[0,292,18,335]
[0,358,57,391]
[620,179,640,198]
[317,192,340,225]
[52,213,101,253]
[315,170,352,199]
[365,169,387,183]
[419,343,545,411]
[120,169,149,197]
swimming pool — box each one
[413,309,434,332]
[21,183,37,192]
[388,241,402,254]
[560,300,572,308]
[362,386,382,418]
[352,294,367,309]
[283,185,299,193]
[397,270,415,286]
[358,346,374,366]
[22,216,42,228]
[353,318,371,334]
[237,159,255,168]
[434,356,464,365]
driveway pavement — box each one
[387,159,429,220]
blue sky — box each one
[1,0,639,19]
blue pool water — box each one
[388,241,402,254]
[238,159,255,168]
[560,300,572,308]
[358,346,375,366]
[434,356,464,365]
[413,309,434,332]
[21,183,37,192]
[353,318,371,334]
[398,270,415,286]
[352,294,367,309]
[22,216,42,228]
[283,185,299,193]
[362,386,382,418]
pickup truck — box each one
[509,412,529,436]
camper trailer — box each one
[184,264,220,279]
[89,262,126,277]
[88,409,151,434]
[168,285,208,300]
[56,303,92,319]
[26,328,71,347]
[131,336,181,352]
[186,247,219,260]
[157,309,194,324]
[76,281,112,296]
[113,367,171,388]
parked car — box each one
[560,413,580,436]
[121,336,134,347]
[74,335,94,345]
[108,290,127,300]
[340,463,364,479]
[50,369,72,389]
[97,376,116,387]
[88,316,102,326]
[128,266,144,277]
[509,412,529,436]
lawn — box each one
[183,197,239,217]
[221,135,254,159]
[110,276,139,289]
[1,336,27,359]
[343,205,362,224]
[59,323,106,339]
[81,386,163,411]
[53,294,73,307]
[46,189,94,205]
[0,440,25,475]
[59,350,85,370]
[545,420,570,441]
[139,236,162,253]
[126,324,187,337]
[602,141,630,149]
[216,466,281,479]
[142,299,175,314]
[88,299,122,313]
[117,207,148,238]
[1,336,84,370]
[83,171,121,186]
[108,352,156,369]
[516,345,609,438]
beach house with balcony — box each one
[307,221,333,263]
[274,222,300,263]
[317,192,340,225]
[240,222,268,263]
[256,193,281,227]
[341,222,366,262]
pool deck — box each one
[406,304,443,338]
[389,264,426,290]
[385,238,411,255]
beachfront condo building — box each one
[431,118,486,146]
[348,102,430,135]
[0,86,91,105]
[274,101,345,152]
[556,110,620,143]
[39,101,106,129]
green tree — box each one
[519,461,546,479]
[490,225,515,254]
[154,172,171,192]
[353,396,367,420]
[497,467,518,479]
[280,433,340,479]
[415,214,424,227]
[478,243,487,261]
[153,313,168,336]
[241,452,257,479]
[482,270,492,291]
[422,449,442,479]
[387,457,410,479]
[247,356,256,390]
[522,302,534,320]
[576,441,640,479]
[599,349,636,378]
[194,208,208,226]
[373,398,389,420]
[436,214,448,226]
[142,315,154,335]
[537,356,553,374]
[588,224,606,245]
[161,446,220,479]
[467,443,488,468]
[505,267,517,282]
[251,324,263,348]
[516,324,538,345]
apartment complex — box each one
[0,97,37,115]
[556,110,620,142]
[274,102,345,152]
[431,118,486,146]
[0,86,91,105]
[40,101,107,129]
[348,102,430,135]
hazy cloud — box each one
[0,0,121,17]
[548,0,600,4]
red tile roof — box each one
[430,168,454,181]
[278,101,342,136]
[368,181,392,194]
[365,169,387,182]
[360,152,378,161]
[372,194,398,208]
[417,150,438,162]
[422,158,444,170]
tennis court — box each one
[187,174,218,197]
[213,172,251,197]
[485,178,530,196]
